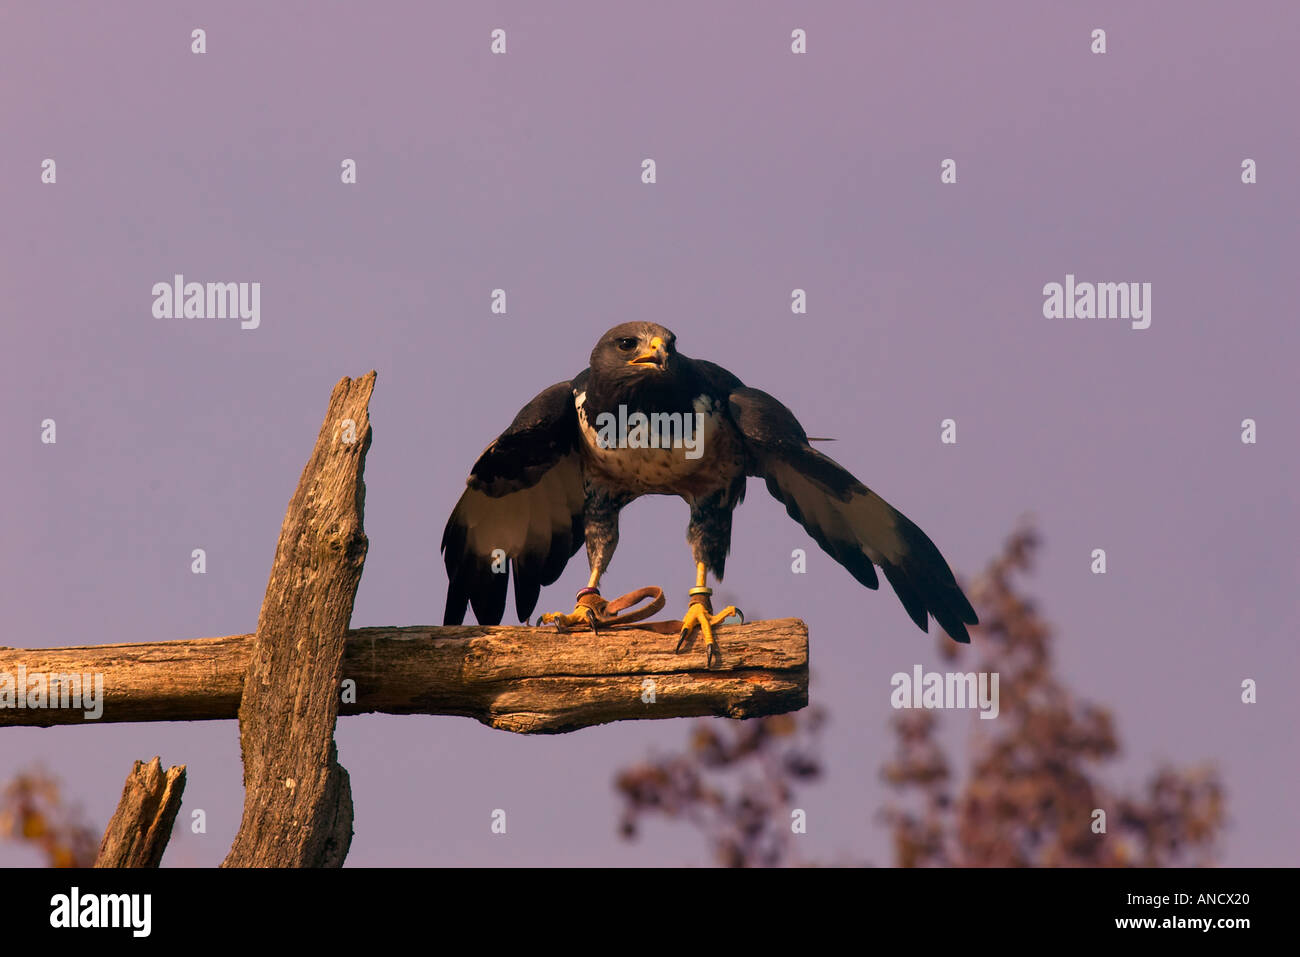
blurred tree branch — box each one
[616,521,1227,867]
[616,708,827,867]
[883,522,1225,867]
[0,767,99,867]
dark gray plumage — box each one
[442,322,978,643]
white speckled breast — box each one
[574,391,743,498]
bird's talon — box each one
[539,606,598,633]
[677,596,736,667]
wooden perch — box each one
[0,620,807,733]
[221,372,374,867]
[94,757,187,868]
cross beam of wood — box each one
[0,620,808,734]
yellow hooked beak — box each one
[629,336,667,369]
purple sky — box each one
[3,1,1297,867]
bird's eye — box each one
[616,337,638,351]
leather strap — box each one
[556,586,666,630]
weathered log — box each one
[222,372,375,867]
[94,757,187,868]
[0,618,809,734]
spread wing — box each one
[442,382,586,625]
[728,387,978,642]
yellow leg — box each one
[674,562,742,668]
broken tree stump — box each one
[94,757,187,868]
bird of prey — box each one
[442,322,977,665]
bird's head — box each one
[590,322,677,378]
